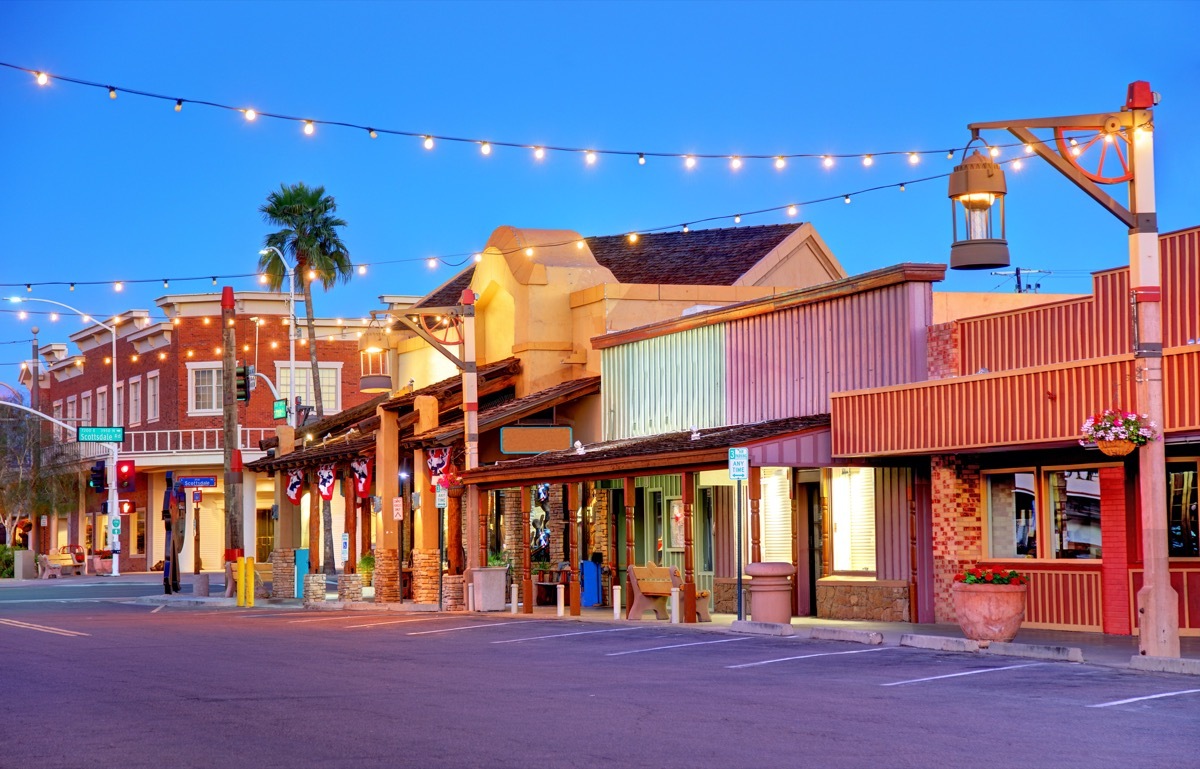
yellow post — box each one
[236,556,246,607]
[246,557,256,608]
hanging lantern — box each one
[948,149,1010,270]
[358,325,391,394]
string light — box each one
[214,347,221,355]
[774,156,786,170]
[131,354,139,362]
[734,215,741,224]
[69,283,75,291]
[163,279,169,289]
[474,253,483,262]
[682,225,689,233]
[1013,159,1023,170]
[426,257,437,269]
[586,151,597,165]
[480,141,491,155]
[104,356,111,364]
[202,317,210,325]
[1024,144,1034,154]
[25,284,31,292]
[684,156,696,169]
[303,120,314,136]
[730,156,742,170]
[637,153,645,165]
[244,108,257,121]
[533,147,545,160]
[259,274,268,284]
[114,282,123,292]
[211,277,217,286]
[786,205,797,217]
[17,311,26,320]
[357,264,367,275]
[899,183,906,192]
[35,71,48,86]
[423,135,434,150]
[307,269,316,280]
[862,155,873,167]
[947,151,954,159]
[50,312,58,321]
[107,86,116,99]
[186,350,194,358]
[989,146,1000,157]
[844,195,852,204]
[524,247,534,257]
[822,156,833,169]
[628,233,639,243]
[575,241,584,250]
[158,352,167,361]
[242,344,250,352]
[908,152,919,165]
[368,129,377,139]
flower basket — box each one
[1096,439,1136,457]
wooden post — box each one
[568,483,581,616]
[447,481,464,575]
[309,475,320,573]
[820,471,832,578]
[908,473,919,623]
[790,477,800,617]
[681,471,698,623]
[360,472,372,557]
[479,487,489,570]
[624,475,636,619]
[521,485,533,614]
[344,469,356,574]
[749,465,762,564]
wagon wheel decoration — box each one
[415,313,464,346]
[1053,123,1135,184]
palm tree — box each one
[259,183,351,575]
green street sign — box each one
[77,426,125,443]
[273,398,288,421]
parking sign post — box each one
[728,448,749,621]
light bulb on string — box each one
[822,156,833,169]
[682,225,689,233]
[368,129,377,139]
[303,121,315,135]
[174,99,183,112]
[637,153,645,165]
[787,204,798,217]
[1013,159,1023,170]
[947,150,954,159]
[524,248,534,257]
[734,215,742,224]
[1071,146,1081,157]
[422,135,434,150]
[211,277,218,286]
[357,265,367,275]
[575,241,585,250]
[50,312,59,321]
[908,152,919,165]
[730,156,742,170]
[244,109,257,121]
[774,156,786,170]
[844,195,852,204]
[69,283,75,291]
[426,257,437,269]
[18,311,27,320]
[684,156,696,169]
[474,253,483,262]
[480,141,492,155]
[259,274,268,284]
[862,155,873,167]
[533,147,545,160]
[25,284,31,292]
[899,183,906,192]
[114,282,124,292]
[131,354,139,363]
[585,151,597,165]
[628,233,639,243]
[1024,144,1034,154]
[989,146,1000,157]
[35,71,48,86]
[163,279,169,289]
[108,86,117,99]
[158,352,167,361]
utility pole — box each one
[221,287,243,564]
[30,327,41,555]
[989,267,1049,294]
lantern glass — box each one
[948,149,1010,270]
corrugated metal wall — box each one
[874,467,911,582]
[726,283,930,424]
[601,325,726,439]
[1162,228,1200,348]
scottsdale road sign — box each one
[77,426,125,443]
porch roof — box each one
[247,434,377,473]
[462,414,830,487]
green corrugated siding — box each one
[601,324,726,440]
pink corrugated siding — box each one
[726,283,930,424]
[1162,228,1200,348]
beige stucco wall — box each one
[933,292,1084,324]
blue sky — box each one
[1,0,1198,389]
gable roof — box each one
[584,224,803,285]
[413,266,476,308]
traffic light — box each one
[88,460,107,493]
[119,500,133,515]
[116,459,136,493]
[235,364,251,402]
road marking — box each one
[1089,689,1200,708]
[727,646,894,668]
[408,621,542,636]
[0,618,90,637]
[606,637,752,656]
[289,614,393,624]
[492,626,650,644]
[345,617,448,629]
[150,606,164,614]
[881,662,1044,686]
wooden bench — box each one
[534,562,571,606]
[627,564,674,620]
[48,547,85,576]
[668,566,712,622]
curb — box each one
[900,634,980,653]
[133,595,237,608]
[1129,655,1200,676]
[986,641,1084,663]
[809,627,884,645]
[304,600,441,613]
[730,620,795,637]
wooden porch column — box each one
[624,475,636,619]
[478,487,489,570]
[681,471,698,624]
[521,485,533,614]
[748,465,762,564]
[360,471,372,557]
[344,469,357,574]
[568,483,581,616]
[309,475,320,573]
[447,481,464,575]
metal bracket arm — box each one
[394,314,466,371]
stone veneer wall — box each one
[930,454,983,623]
[587,486,610,564]
[545,484,565,564]
[337,574,363,602]
[271,549,296,600]
[816,580,910,621]
[412,548,440,604]
[302,573,326,605]
[502,488,526,585]
[442,574,465,611]
[374,548,400,603]
[713,577,751,616]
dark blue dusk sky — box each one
[2,0,1198,388]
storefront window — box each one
[831,467,875,574]
[1168,462,1198,558]
[987,472,1037,558]
[1047,470,1101,559]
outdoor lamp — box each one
[948,148,1009,269]
[358,321,391,394]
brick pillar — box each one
[442,573,465,611]
[930,455,982,623]
[374,548,400,603]
[1099,465,1133,635]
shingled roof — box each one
[585,223,802,285]
[413,266,476,308]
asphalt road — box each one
[1,596,1197,769]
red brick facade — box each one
[930,454,982,623]
[1098,465,1132,634]
[926,321,960,380]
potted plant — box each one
[473,551,510,612]
[1080,408,1159,457]
[951,567,1028,647]
[357,553,375,587]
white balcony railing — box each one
[61,427,273,462]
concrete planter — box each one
[951,582,1027,647]
[746,562,795,624]
[473,567,509,611]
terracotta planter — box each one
[951,582,1027,647]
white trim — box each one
[53,399,63,440]
[114,381,125,427]
[95,386,108,427]
[146,370,160,423]
[80,390,93,428]
[186,361,223,416]
[128,375,143,427]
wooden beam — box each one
[749,465,762,564]
[568,482,581,616]
[623,475,636,619]
[521,485,533,614]
[681,471,697,624]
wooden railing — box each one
[1130,564,1200,635]
[981,564,1103,632]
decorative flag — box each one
[286,469,304,504]
[426,447,450,491]
[318,464,336,501]
[350,458,372,499]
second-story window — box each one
[96,387,108,427]
[52,400,63,440]
[128,377,142,426]
[188,366,222,415]
[147,372,160,422]
[80,392,92,428]
[114,382,125,427]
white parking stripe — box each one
[1089,689,1200,708]
[0,618,90,637]
[289,614,393,624]
[727,646,893,668]
[606,637,751,656]
[150,606,164,614]
[882,662,1043,686]
[408,621,541,636]
[346,618,447,629]
[492,627,650,644]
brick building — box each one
[23,290,373,573]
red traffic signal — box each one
[119,500,133,515]
[116,459,136,494]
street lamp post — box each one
[961,81,1178,658]
[260,246,298,429]
[7,296,121,576]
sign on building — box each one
[77,426,125,443]
[728,447,749,481]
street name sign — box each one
[178,476,217,488]
[77,426,125,443]
[728,447,749,480]
[273,399,288,421]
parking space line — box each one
[0,618,90,637]
[882,662,1044,686]
[150,606,164,614]
[492,627,650,644]
[346,617,448,629]
[727,646,894,669]
[289,614,393,624]
[408,621,542,636]
[1089,689,1200,708]
[606,637,751,656]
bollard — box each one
[670,587,680,624]
[613,586,622,620]
[510,584,519,614]
[246,557,255,608]
[557,584,565,617]
[467,583,475,612]
[236,557,246,607]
